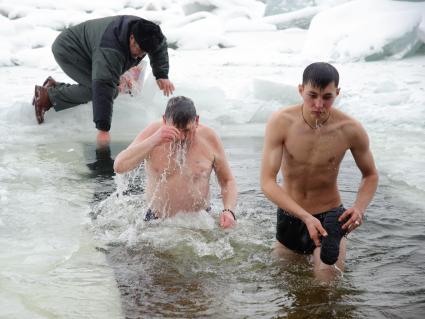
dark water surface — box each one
[85,136,425,319]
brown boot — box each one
[31,76,57,107]
[43,76,57,88]
[33,85,52,124]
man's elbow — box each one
[260,175,267,192]
[260,182,266,194]
[365,168,379,182]
[226,178,237,191]
[221,178,237,193]
[113,159,127,174]
[370,170,379,185]
[260,177,273,197]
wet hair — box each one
[302,62,339,88]
[164,96,197,129]
[131,20,165,53]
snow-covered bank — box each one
[1,0,424,65]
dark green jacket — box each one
[61,15,169,131]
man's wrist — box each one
[96,130,111,147]
[222,208,236,221]
[300,212,313,223]
[353,205,366,218]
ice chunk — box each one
[263,0,352,29]
[249,79,300,123]
[264,0,315,16]
[225,17,276,32]
[418,16,425,43]
[0,4,32,19]
[262,6,320,30]
[182,0,265,19]
[249,104,279,123]
[303,0,425,62]
[163,13,231,49]
[140,0,176,11]
[182,1,217,15]
[11,9,93,31]
[252,78,299,103]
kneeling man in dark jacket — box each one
[32,15,175,146]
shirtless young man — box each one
[260,62,378,276]
[114,96,237,228]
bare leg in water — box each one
[273,238,347,283]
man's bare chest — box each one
[148,145,214,179]
[284,130,348,167]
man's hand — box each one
[219,210,236,229]
[118,75,133,93]
[119,66,143,94]
[151,125,180,146]
[156,79,175,96]
[304,215,328,247]
[97,130,111,148]
[339,206,364,233]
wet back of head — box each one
[165,96,197,129]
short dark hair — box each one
[302,62,339,88]
[131,19,165,53]
[164,96,197,129]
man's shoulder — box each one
[268,104,300,127]
[331,109,368,142]
[197,124,219,139]
[147,120,162,131]
[332,109,363,130]
[196,124,223,149]
[136,120,161,138]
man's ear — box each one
[162,115,166,124]
[195,115,199,126]
[298,84,304,95]
[336,87,340,96]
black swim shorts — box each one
[144,208,159,221]
[276,205,346,254]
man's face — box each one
[299,82,340,118]
[129,34,145,59]
[165,116,199,143]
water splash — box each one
[91,138,197,244]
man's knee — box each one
[51,33,65,59]
[51,31,75,69]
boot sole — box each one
[34,86,44,124]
